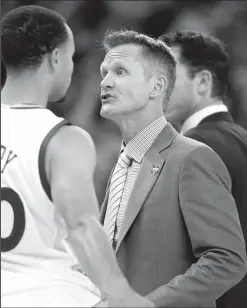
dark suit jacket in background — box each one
[184,112,247,308]
[100,123,246,307]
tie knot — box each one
[117,151,132,168]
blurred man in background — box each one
[1,5,155,307]
[99,29,246,307]
[159,30,247,308]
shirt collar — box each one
[181,104,228,134]
[121,116,167,163]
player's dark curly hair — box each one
[1,5,68,69]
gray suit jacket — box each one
[100,123,246,307]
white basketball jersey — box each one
[1,104,98,298]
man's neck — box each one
[1,71,49,107]
[116,110,164,144]
[181,99,227,134]
[191,97,224,115]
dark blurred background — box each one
[1,0,247,204]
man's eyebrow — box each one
[100,59,129,74]
[114,61,127,67]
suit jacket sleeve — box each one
[147,146,247,307]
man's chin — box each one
[100,105,116,119]
[100,105,134,121]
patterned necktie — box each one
[104,151,132,247]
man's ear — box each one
[194,70,212,96]
[48,48,60,71]
[150,75,168,99]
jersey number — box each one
[1,187,25,252]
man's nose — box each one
[100,74,115,89]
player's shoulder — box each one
[48,124,96,160]
[56,124,94,148]
[45,124,96,178]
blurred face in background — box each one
[100,44,152,121]
[164,46,196,131]
[49,24,75,103]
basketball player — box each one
[1,5,154,307]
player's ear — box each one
[48,48,60,72]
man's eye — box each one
[117,69,126,75]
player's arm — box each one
[69,214,155,307]
[45,125,100,227]
[45,125,155,307]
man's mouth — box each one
[100,94,115,102]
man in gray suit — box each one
[99,29,247,307]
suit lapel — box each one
[116,147,165,251]
[116,123,178,252]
